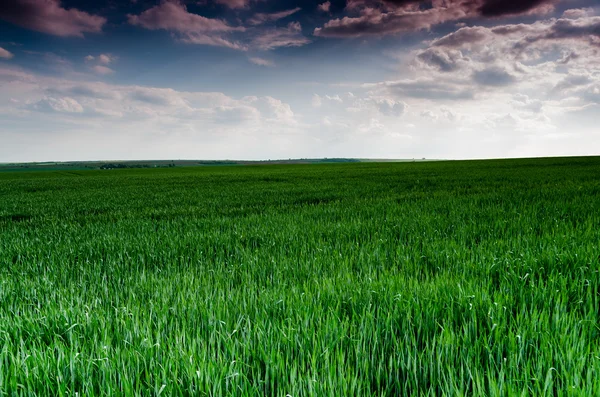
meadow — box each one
[0,157,599,396]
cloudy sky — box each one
[1,0,599,162]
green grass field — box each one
[1,157,599,395]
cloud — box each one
[371,97,406,116]
[535,16,600,42]
[511,94,543,112]
[491,112,519,128]
[0,67,313,161]
[98,54,116,65]
[127,1,309,51]
[128,1,236,33]
[249,57,275,67]
[215,0,249,9]
[128,0,245,50]
[128,87,188,107]
[92,65,115,75]
[477,0,556,17]
[85,54,117,75]
[419,107,458,122]
[311,94,323,107]
[214,105,260,123]
[431,26,492,48]
[31,96,84,113]
[403,13,600,110]
[248,7,301,26]
[1,65,298,127]
[255,96,295,122]
[365,0,557,16]
[314,0,558,38]
[179,33,246,50]
[314,6,469,38]
[484,16,600,55]
[562,8,595,19]
[0,47,14,60]
[468,16,600,64]
[583,84,600,102]
[313,92,406,129]
[552,73,592,93]
[472,67,516,86]
[85,54,116,64]
[318,2,331,13]
[0,0,106,37]
[556,51,579,64]
[371,79,475,100]
[416,48,466,72]
[345,0,420,11]
[49,84,117,100]
[251,22,310,50]
[413,15,600,79]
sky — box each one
[1,0,599,162]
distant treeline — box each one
[1,158,364,172]
[100,163,175,170]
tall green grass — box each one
[0,157,599,395]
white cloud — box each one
[85,54,118,75]
[562,8,595,19]
[249,57,275,67]
[92,65,115,75]
[0,47,14,60]
[31,96,84,113]
[0,66,308,161]
[98,54,116,65]
[371,97,407,116]
[311,94,322,107]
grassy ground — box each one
[0,157,599,395]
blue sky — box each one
[1,0,599,161]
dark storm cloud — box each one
[314,0,560,38]
[346,0,421,8]
[0,0,106,37]
[379,0,421,5]
[478,0,554,17]
[314,6,469,37]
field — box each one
[1,157,599,395]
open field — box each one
[1,157,599,395]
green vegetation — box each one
[1,157,599,395]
